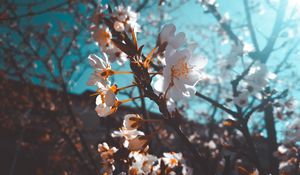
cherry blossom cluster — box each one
[88,4,208,116]
[273,144,299,174]
[91,5,140,65]
[97,114,192,174]
[233,62,276,107]
[86,4,207,174]
[154,24,207,102]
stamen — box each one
[171,57,191,80]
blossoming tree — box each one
[1,0,300,175]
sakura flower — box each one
[90,25,127,65]
[123,114,143,130]
[233,91,249,107]
[166,98,176,113]
[114,6,141,32]
[285,98,297,111]
[87,72,109,89]
[87,53,112,87]
[277,145,289,155]
[218,43,243,76]
[111,127,144,140]
[127,135,149,151]
[155,24,207,100]
[284,117,300,142]
[279,161,297,174]
[155,47,207,100]
[158,24,190,62]
[98,142,118,174]
[244,63,276,93]
[159,23,176,44]
[95,85,119,117]
[204,140,217,150]
[98,142,118,162]
[92,26,112,48]
[162,152,183,168]
[112,127,148,151]
[129,152,157,174]
[103,46,128,65]
[220,12,231,24]
[113,21,125,32]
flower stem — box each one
[117,84,137,91]
[119,96,144,104]
[112,70,133,75]
[149,72,162,75]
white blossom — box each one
[244,63,276,93]
[127,135,149,151]
[111,127,144,140]
[155,46,207,100]
[92,26,112,48]
[103,46,128,65]
[123,114,142,130]
[87,53,111,87]
[129,152,157,175]
[98,142,118,175]
[162,152,183,168]
[115,6,141,32]
[95,86,119,117]
[233,91,249,107]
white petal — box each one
[88,54,106,69]
[105,90,116,106]
[160,23,176,43]
[153,75,165,93]
[181,71,201,86]
[95,104,111,117]
[188,55,207,70]
[96,95,103,105]
[169,32,186,49]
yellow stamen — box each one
[171,57,191,80]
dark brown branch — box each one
[195,91,237,117]
[2,1,69,21]
[204,3,241,45]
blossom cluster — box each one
[85,2,299,175]
[86,4,206,174]
[97,114,192,174]
[91,5,140,65]
[88,4,208,116]
[232,62,276,107]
